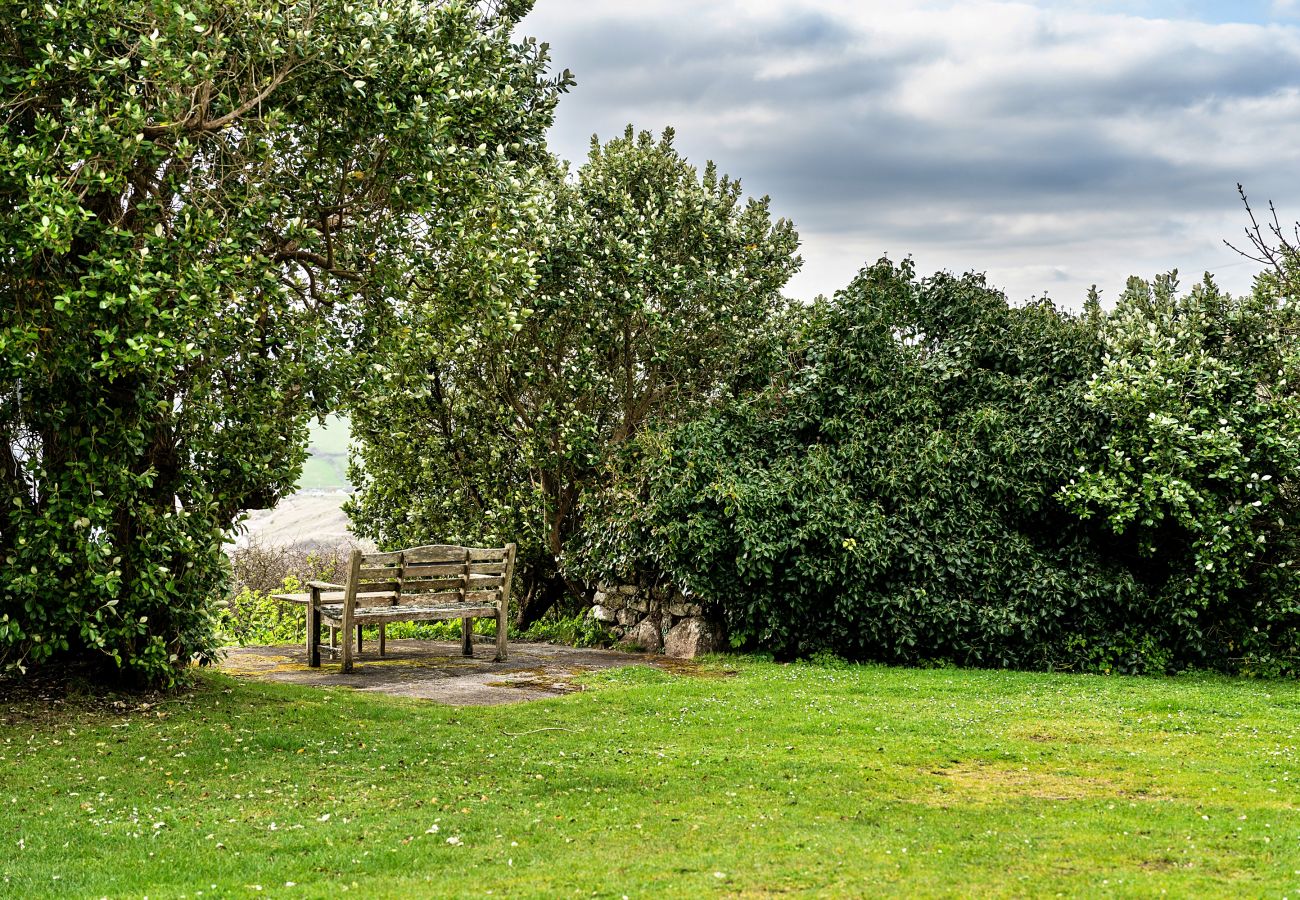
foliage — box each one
[580,259,1156,668]
[0,0,567,683]
[519,611,612,648]
[347,127,801,625]
[1063,271,1300,670]
[217,577,306,648]
[6,662,1300,895]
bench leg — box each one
[357,624,364,654]
[461,617,473,657]
[340,620,353,673]
[494,604,508,663]
[379,624,386,657]
[308,601,322,668]
[329,626,337,650]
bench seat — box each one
[319,602,501,624]
[272,543,517,672]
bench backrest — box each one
[343,543,517,610]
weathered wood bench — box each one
[272,543,516,673]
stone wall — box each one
[589,580,721,659]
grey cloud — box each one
[974,47,1300,118]
[522,1,1300,304]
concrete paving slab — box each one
[220,639,678,705]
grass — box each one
[296,415,352,491]
[295,456,350,492]
[3,657,1299,897]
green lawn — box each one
[3,658,1299,898]
[296,415,352,491]
[295,456,350,493]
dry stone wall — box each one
[589,580,721,659]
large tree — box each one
[347,127,801,625]
[0,0,567,683]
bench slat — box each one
[466,548,508,562]
[401,580,463,593]
[401,564,463,578]
[400,562,508,577]
[352,579,402,593]
[397,590,464,605]
[403,545,507,564]
[272,591,396,607]
[402,545,469,564]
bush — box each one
[218,578,309,648]
[1063,272,1300,671]
[228,541,350,598]
[520,613,613,649]
[579,259,1149,669]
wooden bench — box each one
[272,543,516,673]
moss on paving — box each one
[2,658,1299,897]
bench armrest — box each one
[306,581,344,591]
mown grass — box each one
[2,657,1298,898]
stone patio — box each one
[219,638,682,706]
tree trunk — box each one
[514,566,588,630]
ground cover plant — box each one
[2,658,1299,897]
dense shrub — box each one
[219,578,309,648]
[580,259,1159,670]
[1063,272,1300,673]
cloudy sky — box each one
[520,0,1300,307]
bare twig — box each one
[1225,183,1300,299]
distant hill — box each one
[231,416,362,548]
[236,493,368,550]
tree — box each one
[1062,271,1300,670]
[0,0,568,683]
[347,127,802,625]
